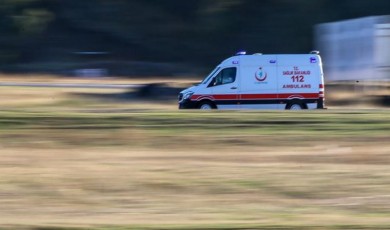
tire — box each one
[199,101,215,110]
[286,101,305,110]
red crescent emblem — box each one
[255,70,267,82]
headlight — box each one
[183,91,194,100]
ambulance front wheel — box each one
[199,101,216,110]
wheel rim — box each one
[200,104,212,110]
[290,104,302,110]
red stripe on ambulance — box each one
[191,93,319,101]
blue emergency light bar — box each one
[235,51,247,56]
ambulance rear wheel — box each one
[199,101,215,110]
[286,101,306,110]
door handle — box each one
[230,86,237,90]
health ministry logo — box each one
[255,67,267,82]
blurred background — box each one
[0,1,389,229]
[0,0,390,79]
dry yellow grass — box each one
[0,145,389,228]
[0,76,389,229]
[0,144,389,229]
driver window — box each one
[209,67,236,87]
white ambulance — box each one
[178,51,325,110]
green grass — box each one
[4,225,390,230]
[0,110,388,148]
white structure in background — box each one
[315,16,390,81]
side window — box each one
[208,67,237,87]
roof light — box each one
[235,51,246,56]
[310,50,320,54]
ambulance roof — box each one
[220,54,321,66]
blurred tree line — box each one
[1,0,390,76]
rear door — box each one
[277,55,321,109]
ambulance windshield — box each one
[201,67,221,84]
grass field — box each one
[0,77,389,229]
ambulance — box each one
[178,51,325,110]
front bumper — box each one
[178,99,198,109]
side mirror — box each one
[208,78,216,87]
